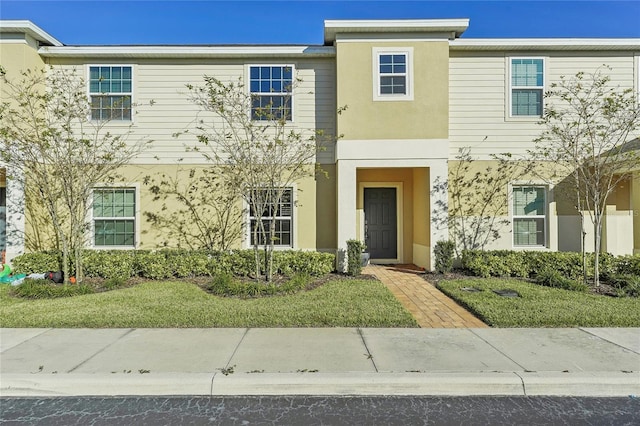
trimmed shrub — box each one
[346,240,365,277]
[11,248,335,281]
[434,240,455,273]
[614,255,640,277]
[83,250,135,280]
[133,251,173,279]
[11,251,62,275]
[273,251,334,277]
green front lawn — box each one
[0,279,418,328]
[438,278,640,327]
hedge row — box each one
[11,249,335,280]
[461,250,640,280]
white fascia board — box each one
[0,20,63,46]
[450,38,640,51]
[324,19,470,44]
[38,45,335,58]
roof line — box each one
[0,20,63,46]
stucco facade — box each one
[1,19,639,268]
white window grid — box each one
[512,185,547,247]
[372,47,414,101]
[87,65,134,121]
[92,187,136,248]
[248,64,295,121]
[247,187,294,248]
[509,57,545,117]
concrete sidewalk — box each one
[1,328,638,397]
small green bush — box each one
[208,272,311,298]
[346,240,365,277]
[434,240,455,273]
[104,277,127,290]
[10,279,94,299]
[614,255,640,277]
[610,274,640,297]
[535,268,588,292]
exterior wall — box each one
[633,173,640,254]
[47,57,337,165]
[0,33,46,262]
[316,164,337,250]
[336,40,449,141]
[412,167,431,268]
[77,164,320,251]
[449,51,637,158]
[448,50,638,256]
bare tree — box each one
[143,166,244,251]
[183,75,326,281]
[432,146,532,257]
[0,66,150,283]
[532,67,640,286]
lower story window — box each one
[512,186,546,247]
[93,188,136,247]
[249,188,293,247]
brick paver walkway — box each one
[364,264,488,328]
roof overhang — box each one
[0,20,63,46]
[450,38,640,51]
[38,45,335,59]
[324,19,469,44]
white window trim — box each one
[245,186,296,250]
[509,183,549,249]
[89,184,140,250]
[372,47,414,101]
[86,64,135,124]
[507,56,545,119]
[246,64,296,123]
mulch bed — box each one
[79,272,378,296]
[422,270,623,297]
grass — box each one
[0,278,418,328]
[437,278,640,327]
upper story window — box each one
[249,65,293,121]
[89,66,132,121]
[512,186,547,247]
[93,187,136,247]
[510,58,544,117]
[373,48,413,101]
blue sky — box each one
[1,1,639,45]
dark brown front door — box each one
[364,187,397,259]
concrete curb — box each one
[2,372,638,397]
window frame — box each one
[87,64,134,122]
[91,186,139,249]
[247,64,295,122]
[372,47,414,101]
[508,57,545,118]
[511,184,548,248]
[246,187,294,249]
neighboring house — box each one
[1,19,639,270]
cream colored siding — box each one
[449,52,637,158]
[48,58,336,164]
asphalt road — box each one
[1,396,638,425]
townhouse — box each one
[1,19,639,269]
